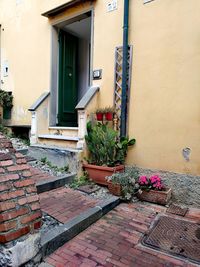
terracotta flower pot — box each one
[105,112,113,121]
[137,188,172,205]
[96,112,103,121]
[108,182,122,196]
[83,163,124,185]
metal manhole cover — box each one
[142,216,200,264]
[166,204,188,216]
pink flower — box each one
[150,175,161,184]
[139,176,148,185]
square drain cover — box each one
[142,216,200,264]
[166,204,188,216]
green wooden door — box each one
[57,30,78,126]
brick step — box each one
[39,186,120,259]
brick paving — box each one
[39,187,99,223]
[45,202,200,267]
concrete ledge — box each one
[38,134,79,141]
[36,173,76,193]
[41,196,120,257]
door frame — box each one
[49,8,94,127]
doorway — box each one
[54,12,92,127]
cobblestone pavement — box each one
[39,187,99,223]
[45,202,200,267]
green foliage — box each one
[0,124,9,135]
[0,90,13,108]
[106,167,139,200]
[104,106,115,113]
[69,173,90,189]
[115,137,136,164]
[85,122,135,167]
[40,157,69,173]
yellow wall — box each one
[1,0,200,175]
[127,0,200,175]
[0,0,54,125]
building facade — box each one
[1,0,200,181]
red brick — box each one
[0,201,15,212]
[0,168,5,174]
[0,160,13,167]
[0,207,29,222]
[33,220,42,229]
[30,202,40,211]
[14,179,35,188]
[21,210,42,224]
[0,173,19,182]
[18,197,27,205]
[16,158,27,164]
[18,195,39,206]
[26,186,37,193]
[22,171,32,177]
[0,183,11,192]
[26,194,39,203]
[0,220,17,232]
[0,225,30,243]
[15,153,24,159]
[7,164,29,172]
[0,154,12,161]
[0,189,24,201]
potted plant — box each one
[0,90,13,120]
[95,108,104,121]
[137,174,172,205]
[105,106,115,121]
[106,167,139,200]
[83,121,136,185]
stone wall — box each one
[0,133,42,266]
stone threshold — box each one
[40,196,120,259]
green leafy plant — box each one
[40,157,69,173]
[0,124,9,135]
[104,106,115,113]
[115,137,136,164]
[85,122,136,167]
[106,167,139,200]
[69,173,90,189]
[0,90,13,108]
[95,108,104,113]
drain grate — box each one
[142,216,200,264]
[166,204,188,216]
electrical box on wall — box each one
[3,61,9,77]
[107,0,118,12]
[93,69,102,80]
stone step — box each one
[38,134,79,141]
[37,134,79,149]
[36,173,76,193]
[48,126,78,137]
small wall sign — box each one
[93,69,102,80]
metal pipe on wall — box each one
[120,0,129,137]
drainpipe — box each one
[120,0,129,137]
